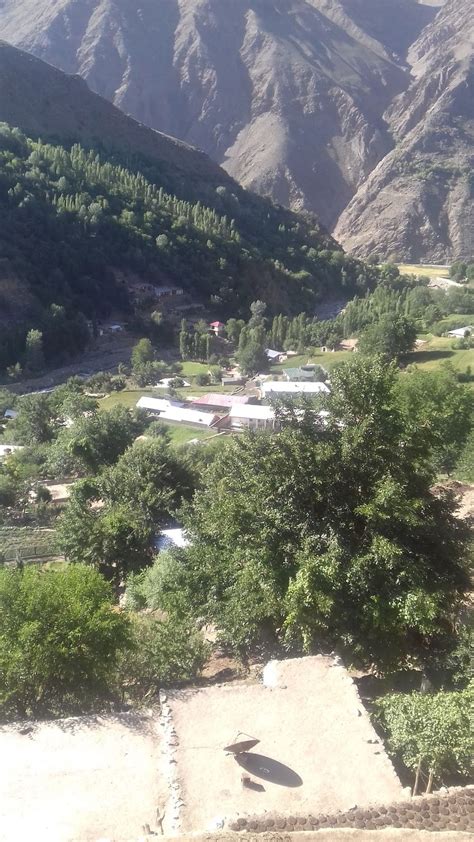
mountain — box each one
[1,0,469,263]
[0,41,384,376]
[0,38,234,199]
[334,0,474,261]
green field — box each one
[397,264,449,278]
[271,350,352,376]
[405,335,474,375]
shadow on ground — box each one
[236,752,303,787]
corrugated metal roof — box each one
[136,396,174,412]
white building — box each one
[228,404,276,430]
[447,326,473,338]
[136,396,176,413]
[159,406,220,427]
[261,381,330,397]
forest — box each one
[0,122,384,375]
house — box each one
[3,409,18,420]
[191,393,251,411]
[261,381,330,398]
[228,404,277,430]
[159,406,220,427]
[136,396,178,414]
[209,320,225,336]
[447,325,473,338]
[283,366,320,382]
[266,349,286,363]
[222,375,246,386]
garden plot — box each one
[168,656,405,833]
[0,711,167,842]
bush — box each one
[0,565,130,719]
[376,684,473,793]
[195,373,210,386]
[118,613,209,702]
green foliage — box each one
[237,324,268,375]
[0,565,130,719]
[0,123,381,375]
[54,405,146,475]
[176,357,470,669]
[358,314,417,360]
[118,612,209,701]
[376,684,473,789]
[24,329,45,374]
[11,393,56,445]
[454,427,474,482]
[57,438,193,582]
[396,366,474,473]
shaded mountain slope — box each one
[0,39,233,199]
[0,43,387,374]
[0,0,437,229]
[0,0,470,261]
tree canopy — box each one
[172,357,470,668]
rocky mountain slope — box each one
[334,0,474,261]
[0,0,471,261]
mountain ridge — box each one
[0,0,471,261]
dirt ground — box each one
[0,711,167,842]
[168,657,404,833]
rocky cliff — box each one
[0,0,471,261]
[334,0,474,261]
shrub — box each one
[0,565,130,719]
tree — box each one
[24,328,45,373]
[11,393,56,445]
[101,438,194,526]
[57,438,192,583]
[0,565,130,719]
[176,357,470,669]
[248,300,267,328]
[59,405,145,474]
[236,325,267,376]
[396,366,473,472]
[57,484,154,586]
[131,338,157,386]
[376,685,473,794]
[358,314,417,360]
[226,318,245,345]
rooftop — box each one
[160,406,219,426]
[262,381,330,395]
[192,394,250,408]
[229,404,275,420]
[136,396,179,413]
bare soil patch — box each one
[0,711,167,842]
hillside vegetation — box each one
[0,122,381,375]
